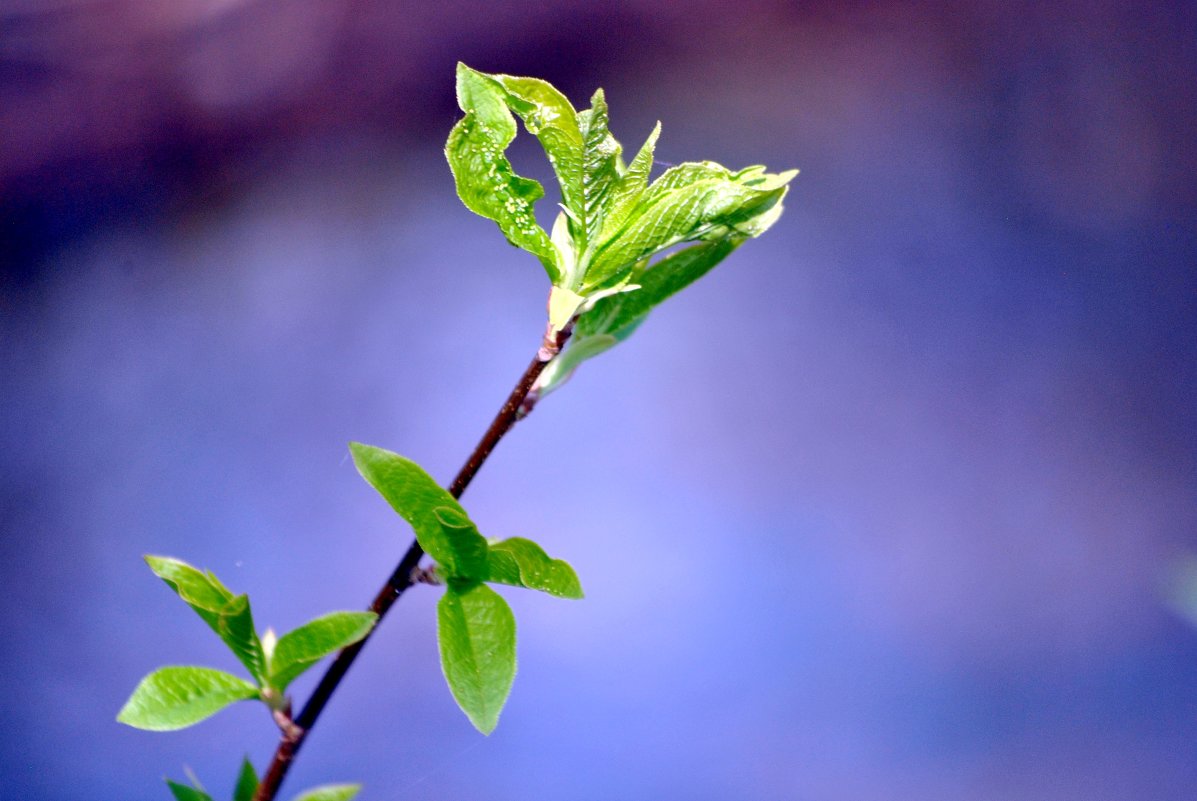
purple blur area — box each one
[2,2,1195,799]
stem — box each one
[253,324,571,801]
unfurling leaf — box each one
[575,89,623,251]
[447,64,558,281]
[532,332,618,398]
[493,73,584,230]
[269,611,378,690]
[585,239,740,339]
[291,785,362,801]
[583,163,794,290]
[601,122,660,236]
[437,583,517,734]
[117,666,259,731]
[536,238,741,397]
[144,556,267,684]
[487,537,584,599]
[349,442,488,580]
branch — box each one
[253,323,572,801]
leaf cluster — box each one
[447,63,796,393]
[350,442,582,733]
[117,558,377,732]
[116,437,584,782]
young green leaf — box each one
[290,785,361,801]
[269,611,378,691]
[447,64,559,281]
[575,89,623,251]
[233,756,258,801]
[584,238,740,341]
[166,780,213,801]
[486,537,584,599]
[214,594,267,685]
[584,164,795,290]
[491,73,584,231]
[117,666,259,731]
[535,238,741,397]
[535,161,794,396]
[532,332,619,398]
[144,556,267,684]
[437,583,517,734]
[600,122,661,237]
[145,556,234,632]
[349,442,488,580]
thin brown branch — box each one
[253,324,572,801]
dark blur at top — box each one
[1,0,669,285]
[4,1,1193,284]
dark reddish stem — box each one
[253,324,571,801]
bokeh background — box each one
[2,1,1195,799]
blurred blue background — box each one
[2,1,1195,799]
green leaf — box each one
[584,163,794,290]
[487,537,583,599]
[166,780,213,801]
[536,238,741,397]
[537,163,793,394]
[532,332,619,397]
[583,238,741,341]
[215,594,267,685]
[349,442,488,580]
[599,122,660,240]
[492,73,585,234]
[437,583,517,734]
[445,64,794,312]
[233,757,258,801]
[447,64,559,281]
[144,556,267,684]
[575,89,623,251]
[145,555,233,631]
[290,785,361,801]
[269,611,378,690]
[117,666,259,731]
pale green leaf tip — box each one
[464,699,503,735]
[291,784,362,801]
[116,707,167,731]
[347,441,378,471]
[144,554,176,573]
[454,61,471,89]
